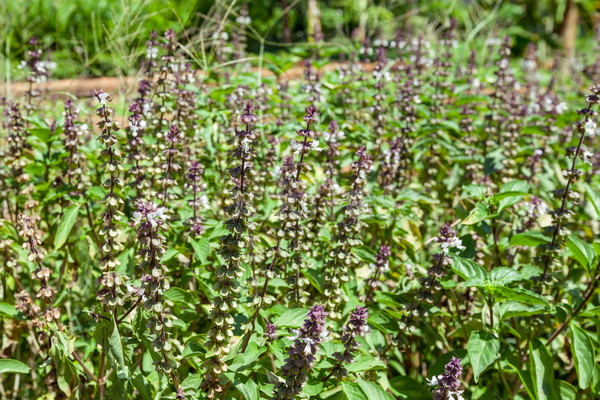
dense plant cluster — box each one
[2,22,600,400]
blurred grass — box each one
[0,0,196,80]
[1,0,599,82]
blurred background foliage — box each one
[0,0,599,80]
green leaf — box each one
[571,325,595,389]
[388,376,430,400]
[357,378,394,400]
[498,301,549,320]
[0,302,20,318]
[182,373,202,390]
[108,319,129,380]
[565,236,595,269]
[449,255,487,281]
[462,185,487,200]
[511,366,536,400]
[165,287,198,307]
[342,381,368,400]
[161,248,179,263]
[554,380,577,400]
[487,268,522,286]
[494,180,529,212]
[54,204,81,249]
[585,183,600,217]
[131,371,153,399]
[0,359,31,374]
[304,381,323,396]
[530,338,555,400]
[462,202,490,225]
[352,246,377,263]
[494,287,551,308]
[346,354,387,373]
[237,377,259,400]
[510,231,550,247]
[274,308,308,328]
[190,236,210,264]
[467,330,500,382]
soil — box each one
[1,62,377,99]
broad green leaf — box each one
[0,302,20,318]
[554,380,577,400]
[161,248,179,263]
[346,354,387,372]
[357,378,394,400]
[487,268,522,285]
[500,180,529,194]
[182,373,202,390]
[450,255,487,281]
[585,183,600,217]
[461,185,487,200]
[467,330,500,382]
[352,246,377,263]
[54,204,81,249]
[511,366,536,400]
[494,286,551,308]
[0,359,31,374]
[565,236,595,269]
[274,308,308,328]
[342,381,368,400]
[237,377,259,400]
[130,371,153,400]
[388,376,430,399]
[530,338,555,400]
[190,236,210,264]
[462,202,490,225]
[493,191,526,213]
[571,325,595,389]
[494,180,529,212]
[108,319,129,380]
[165,287,198,307]
[304,381,323,396]
[510,231,550,247]
[498,301,549,320]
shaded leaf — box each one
[571,325,595,389]
[54,204,81,249]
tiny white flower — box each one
[426,375,441,386]
[199,195,210,210]
[147,207,168,228]
[98,91,109,105]
[556,102,568,114]
[146,47,158,59]
[287,329,301,341]
[582,149,594,165]
[448,390,465,400]
[584,120,597,136]
[241,137,251,152]
[132,211,142,225]
[309,140,323,152]
[302,337,314,354]
[290,140,303,155]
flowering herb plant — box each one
[2,16,600,400]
